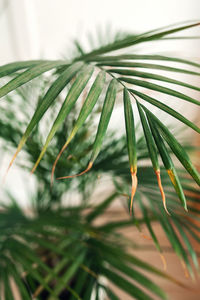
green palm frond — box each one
[0,21,199,200]
[1,197,185,300]
[87,124,200,276]
[111,164,200,276]
[0,21,200,299]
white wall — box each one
[1,0,200,62]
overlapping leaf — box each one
[0,201,176,300]
[143,106,200,186]
[57,78,117,180]
[130,89,200,133]
[136,101,169,213]
[5,62,84,174]
[123,88,137,213]
[0,21,199,190]
[31,64,96,174]
[0,60,69,98]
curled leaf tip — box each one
[130,169,138,215]
[9,151,19,169]
[155,170,170,215]
[57,161,93,180]
[51,142,70,186]
[160,253,167,271]
[31,166,37,175]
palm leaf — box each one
[0,60,68,99]
[0,21,200,299]
[143,106,200,185]
[0,60,47,78]
[131,89,200,133]
[136,101,169,213]
[0,21,199,191]
[110,68,200,92]
[5,62,84,174]
[31,64,95,174]
[88,54,200,69]
[78,21,200,60]
[57,78,117,180]
[146,114,187,210]
[123,88,137,213]
[120,77,200,105]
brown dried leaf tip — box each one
[155,170,170,215]
[130,167,138,215]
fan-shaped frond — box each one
[0,21,199,213]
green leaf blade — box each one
[145,108,200,186]
[50,65,94,181]
[110,68,200,92]
[79,21,200,60]
[7,62,84,173]
[0,60,68,99]
[120,77,200,106]
[58,78,117,180]
[90,78,118,163]
[101,266,154,300]
[89,54,200,69]
[131,89,200,134]
[136,101,159,171]
[105,254,167,300]
[123,89,137,213]
[0,60,48,78]
[32,65,98,173]
[174,219,199,269]
[123,89,137,170]
[136,101,170,213]
[145,111,188,210]
[102,61,200,77]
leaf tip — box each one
[3,149,20,183]
[57,161,93,180]
[130,168,138,215]
[31,158,41,174]
[155,170,170,215]
[51,142,69,185]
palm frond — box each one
[0,21,200,299]
[0,198,179,300]
[0,21,199,209]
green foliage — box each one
[0,21,199,200]
[0,21,200,299]
[0,199,175,300]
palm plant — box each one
[0,21,200,299]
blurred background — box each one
[0,0,200,63]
